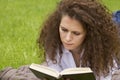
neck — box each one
[70,47,82,54]
[70,48,83,67]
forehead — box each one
[60,15,85,32]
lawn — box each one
[102,0,120,12]
[0,0,120,70]
[0,0,59,69]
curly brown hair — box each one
[38,0,120,76]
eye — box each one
[61,27,68,32]
[72,31,80,35]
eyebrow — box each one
[60,25,69,31]
[60,24,81,33]
[60,25,66,29]
[60,24,66,28]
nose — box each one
[65,32,72,42]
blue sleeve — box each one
[46,52,63,72]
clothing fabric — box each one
[0,48,119,80]
[113,10,120,24]
[112,69,120,80]
[112,10,120,36]
[0,62,120,80]
[47,47,118,80]
[0,65,40,80]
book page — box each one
[60,67,93,75]
[30,63,60,78]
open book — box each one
[29,63,95,80]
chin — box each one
[64,47,73,50]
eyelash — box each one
[61,28,80,36]
[73,32,80,35]
[61,28,68,32]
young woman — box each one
[0,0,120,80]
[37,0,120,80]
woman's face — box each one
[59,15,86,51]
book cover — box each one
[29,63,96,80]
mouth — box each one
[64,43,73,46]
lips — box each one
[63,42,74,50]
[64,43,73,46]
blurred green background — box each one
[0,0,120,70]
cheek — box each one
[59,30,64,41]
[75,36,86,45]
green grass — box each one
[101,0,120,12]
[0,0,120,70]
[0,0,59,69]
